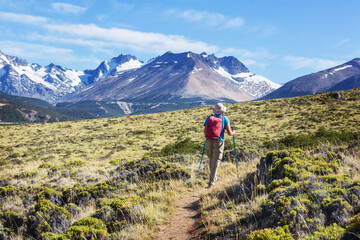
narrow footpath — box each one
[157,189,201,240]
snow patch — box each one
[116,101,133,115]
[127,77,136,83]
[1,55,10,65]
[13,65,57,91]
[151,103,161,109]
[214,66,281,89]
[116,59,143,72]
[330,65,352,74]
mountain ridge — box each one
[58,51,280,104]
[0,51,143,103]
[260,58,360,100]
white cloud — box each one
[0,40,72,59]
[166,9,244,28]
[0,12,218,56]
[283,56,343,71]
[51,2,87,14]
[0,11,47,24]
[0,40,99,67]
[226,17,244,28]
[42,22,219,54]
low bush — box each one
[264,127,360,149]
[27,200,70,237]
[159,137,202,156]
[244,149,360,239]
[113,158,190,182]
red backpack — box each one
[205,115,224,139]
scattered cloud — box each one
[1,40,72,59]
[332,38,350,48]
[165,9,244,28]
[51,2,87,14]
[0,11,47,24]
[0,12,218,56]
[283,56,343,71]
[44,22,219,54]
[226,17,244,28]
[0,40,100,67]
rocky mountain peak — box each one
[348,58,360,66]
[219,56,249,74]
[0,52,27,67]
[46,63,66,73]
[111,54,140,65]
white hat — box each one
[213,103,226,115]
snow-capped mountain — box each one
[260,58,360,100]
[84,54,143,84]
[0,51,142,102]
[59,51,280,103]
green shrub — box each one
[114,158,190,182]
[28,200,70,237]
[246,148,360,239]
[346,212,360,236]
[92,196,147,233]
[66,217,107,240]
[303,223,345,240]
[160,137,202,156]
[248,226,294,240]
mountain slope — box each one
[59,51,280,104]
[327,74,360,92]
[0,90,96,123]
[260,58,360,100]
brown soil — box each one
[157,189,201,240]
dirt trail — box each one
[157,189,201,240]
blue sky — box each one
[1,0,359,84]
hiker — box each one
[204,103,235,188]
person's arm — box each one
[225,123,235,136]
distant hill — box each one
[0,91,96,123]
[260,58,360,100]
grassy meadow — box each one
[0,88,359,239]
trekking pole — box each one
[197,139,207,178]
[232,127,239,177]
